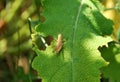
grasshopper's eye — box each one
[54,34,63,53]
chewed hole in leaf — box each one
[40,35,54,50]
[32,34,53,50]
[32,33,64,54]
[45,35,54,45]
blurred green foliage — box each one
[0,0,42,82]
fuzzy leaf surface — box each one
[32,0,113,82]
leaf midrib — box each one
[71,0,85,82]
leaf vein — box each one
[71,0,85,82]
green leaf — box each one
[32,0,113,82]
[99,41,120,82]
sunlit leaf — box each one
[32,0,113,82]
